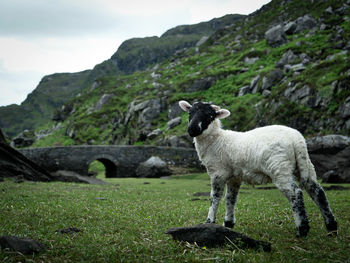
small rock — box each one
[250,75,261,93]
[238,86,251,97]
[150,71,161,79]
[324,6,333,15]
[0,235,46,254]
[56,227,82,234]
[193,192,210,196]
[95,94,114,111]
[276,50,298,68]
[196,36,209,47]
[291,63,307,73]
[244,57,259,65]
[147,128,163,140]
[262,90,271,97]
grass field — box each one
[0,174,349,262]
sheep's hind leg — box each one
[304,179,338,235]
[206,175,225,224]
[275,179,310,237]
[224,179,241,228]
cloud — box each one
[0,60,43,106]
[0,0,121,37]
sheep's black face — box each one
[187,102,216,137]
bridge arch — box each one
[87,154,119,178]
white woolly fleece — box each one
[193,119,316,186]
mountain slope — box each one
[19,0,350,147]
[0,14,244,137]
[111,14,244,74]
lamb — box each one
[179,100,338,237]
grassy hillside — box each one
[32,0,350,147]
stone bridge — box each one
[20,145,200,178]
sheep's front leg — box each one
[206,175,225,224]
[224,179,241,228]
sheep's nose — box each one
[188,125,201,137]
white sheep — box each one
[179,100,338,237]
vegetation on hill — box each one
[29,0,350,148]
[0,14,243,138]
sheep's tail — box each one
[293,136,317,189]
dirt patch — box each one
[193,192,210,197]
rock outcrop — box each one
[0,236,46,254]
[0,136,53,182]
[307,135,350,183]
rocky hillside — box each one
[111,14,244,74]
[0,14,243,138]
[13,0,350,148]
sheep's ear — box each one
[216,109,230,119]
[179,100,192,112]
[211,104,221,111]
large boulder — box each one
[307,135,350,183]
[265,24,287,47]
[165,224,271,252]
[295,14,317,33]
[136,156,171,178]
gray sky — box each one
[0,0,270,106]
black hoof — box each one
[326,220,338,236]
[224,220,234,228]
[296,224,310,238]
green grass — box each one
[1,176,349,262]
